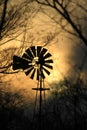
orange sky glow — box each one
[1,2,87,103]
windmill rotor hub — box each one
[34,56,39,62]
[32,57,39,65]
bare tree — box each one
[0,85,29,130]
[34,0,87,46]
[0,0,22,45]
[31,0,87,88]
[0,0,35,46]
[0,0,38,73]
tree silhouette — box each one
[34,0,87,101]
[21,1,87,86]
[0,86,32,130]
[0,0,35,46]
[0,0,38,73]
[35,0,87,46]
[47,79,87,130]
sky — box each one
[1,0,87,108]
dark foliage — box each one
[0,88,32,130]
[0,79,87,130]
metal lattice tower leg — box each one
[32,77,50,122]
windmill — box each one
[13,46,53,120]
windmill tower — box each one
[12,46,53,122]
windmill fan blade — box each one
[26,48,34,59]
[22,53,32,61]
[42,67,50,75]
[43,53,52,59]
[37,68,39,80]
[41,70,45,79]
[30,68,36,79]
[44,59,53,63]
[40,48,47,57]
[37,46,42,57]
[25,67,34,75]
[43,64,53,69]
[31,46,36,57]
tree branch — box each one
[0,0,9,39]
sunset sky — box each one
[1,1,87,129]
[1,0,87,101]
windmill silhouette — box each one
[13,46,53,121]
